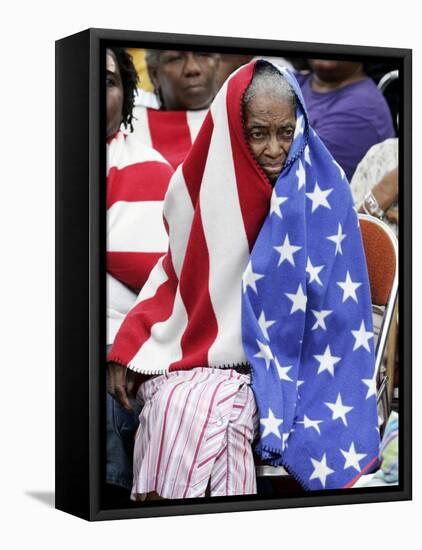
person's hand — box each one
[371,167,399,212]
[385,206,399,225]
[107,361,137,411]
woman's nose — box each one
[265,136,284,158]
[183,53,201,76]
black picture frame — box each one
[55,27,412,521]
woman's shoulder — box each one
[109,130,174,173]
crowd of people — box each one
[105,47,398,503]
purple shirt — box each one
[297,74,395,181]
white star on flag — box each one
[297,415,323,435]
[309,453,334,488]
[275,357,293,381]
[351,320,373,352]
[304,144,311,165]
[282,433,290,450]
[314,344,341,376]
[296,159,306,190]
[337,271,362,303]
[333,158,346,180]
[306,257,324,286]
[327,223,347,255]
[294,115,304,138]
[242,261,264,293]
[340,442,367,472]
[260,409,283,439]
[274,234,302,267]
[362,373,377,399]
[258,310,276,340]
[254,339,274,370]
[306,181,333,213]
[325,393,354,426]
[311,309,332,331]
[285,283,307,314]
[270,192,288,218]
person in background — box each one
[351,138,398,233]
[106,47,174,497]
[131,50,220,169]
[297,60,395,181]
[215,53,294,90]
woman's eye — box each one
[106,77,115,87]
[166,55,182,63]
[281,128,294,139]
[250,130,265,140]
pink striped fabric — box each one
[108,61,273,374]
[131,368,258,499]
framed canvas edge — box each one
[56,27,412,522]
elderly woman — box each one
[131,50,220,169]
[107,60,380,499]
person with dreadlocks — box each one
[106,47,174,495]
[131,50,220,169]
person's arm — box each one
[359,167,398,218]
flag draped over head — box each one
[241,65,380,490]
[108,61,274,373]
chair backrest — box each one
[359,214,397,306]
[377,70,399,94]
[358,214,398,379]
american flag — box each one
[131,104,208,169]
[108,61,272,373]
[242,65,380,490]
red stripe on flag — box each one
[107,161,173,209]
[342,455,380,488]
[226,63,273,251]
[182,113,214,206]
[107,250,178,366]
[107,251,165,291]
[169,205,218,371]
[147,109,193,169]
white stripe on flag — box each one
[133,256,167,306]
[132,105,154,149]
[186,109,208,143]
[162,166,195,279]
[107,201,168,252]
[200,85,249,366]
[129,287,188,372]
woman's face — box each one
[150,51,219,111]
[106,50,124,137]
[244,94,296,185]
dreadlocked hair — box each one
[109,48,139,132]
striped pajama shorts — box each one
[131,367,259,500]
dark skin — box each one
[106,50,124,137]
[358,167,399,223]
[148,51,220,111]
[308,60,366,92]
[215,54,254,90]
[244,94,296,185]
